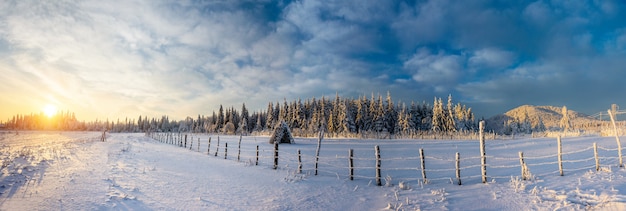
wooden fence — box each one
[145,130,624,187]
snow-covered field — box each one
[1,131,626,210]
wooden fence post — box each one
[314,129,324,175]
[479,121,487,183]
[207,137,211,155]
[557,136,563,176]
[273,141,279,170]
[594,142,599,171]
[349,149,354,180]
[256,145,259,166]
[608,109,623,167]
[419,148,427,183]
[189,136,193,150]
[238,135,242,162]
[225,142,228,159]
[519,151,527,180]
[197,138,200,152]
[375,145,381,186]
[456,152,461,185]
[298,149,302,174]
[215,136,220,157]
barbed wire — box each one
[146,135,624,186]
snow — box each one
[2,131,626,210]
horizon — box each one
[2,1,626,122]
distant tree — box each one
[432,97,444,133]
[559,106,571,132]
[217,105,224,132]
[534,116,546,132]
[223,122,236,135]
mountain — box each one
[485,105,600,134]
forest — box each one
[2,93,476,138]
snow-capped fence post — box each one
[189,136,193,150]
[101,130,106,142]
[557,136,563,176]
[349,149,354,180]
[314,129,324,176]
[225,142,228,159]
[375,145,382,186]
[594,142,599,171]
[207,137,211,155]
[256,145,259,166]
[215,136,220,157]
[479,121,487,183]
[298,149,302,174]
[519,151,528,180]
[608,109,623,167]
[456,152,461,185]
[237,134,242,162]
[184,134,187,148]
[419,148,427,183]
[273,141,279,170]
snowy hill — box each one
[485,105,599,133]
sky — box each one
[1,0,626,122]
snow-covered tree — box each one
[559,106,571,132]
[432,97,444,133]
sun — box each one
[43,104,58,118]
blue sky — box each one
[1,0,626,121]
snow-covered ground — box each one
[1,131,626,210]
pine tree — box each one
[445,94,456,133]
[560,106,571,132]
[343,100,357,134]
[385,91,397,134]
[432,97,444,133]
[217,105,224,132]
[241,103,249,132]
[266,102,275,130]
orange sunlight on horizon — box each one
[43,104,58,118]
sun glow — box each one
[43,104,58,118]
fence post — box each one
[314,129,324,175]
[375,145,381,186]
[349,149,354,180]
[207,137,211,155]
[225,142,228,160]
[456,152,461,185]
[557,136,563,176]
[594,142,599,171]
[419,148,427,183]
[273,141,279,170]
[608,109,623,167]
[198,138,200,152]
[215,136,220,157]
[256,145,259,166]
[238,135,242,162]
[479,121,487,183]
[519,151,527,180]
[298,149,303,174]
[189,136,193,150]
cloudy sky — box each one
[1,0,626,121]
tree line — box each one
[2,93,477,138]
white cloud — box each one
[469,48,515,70]
[403,48,463,92]
[523,1,553,26]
